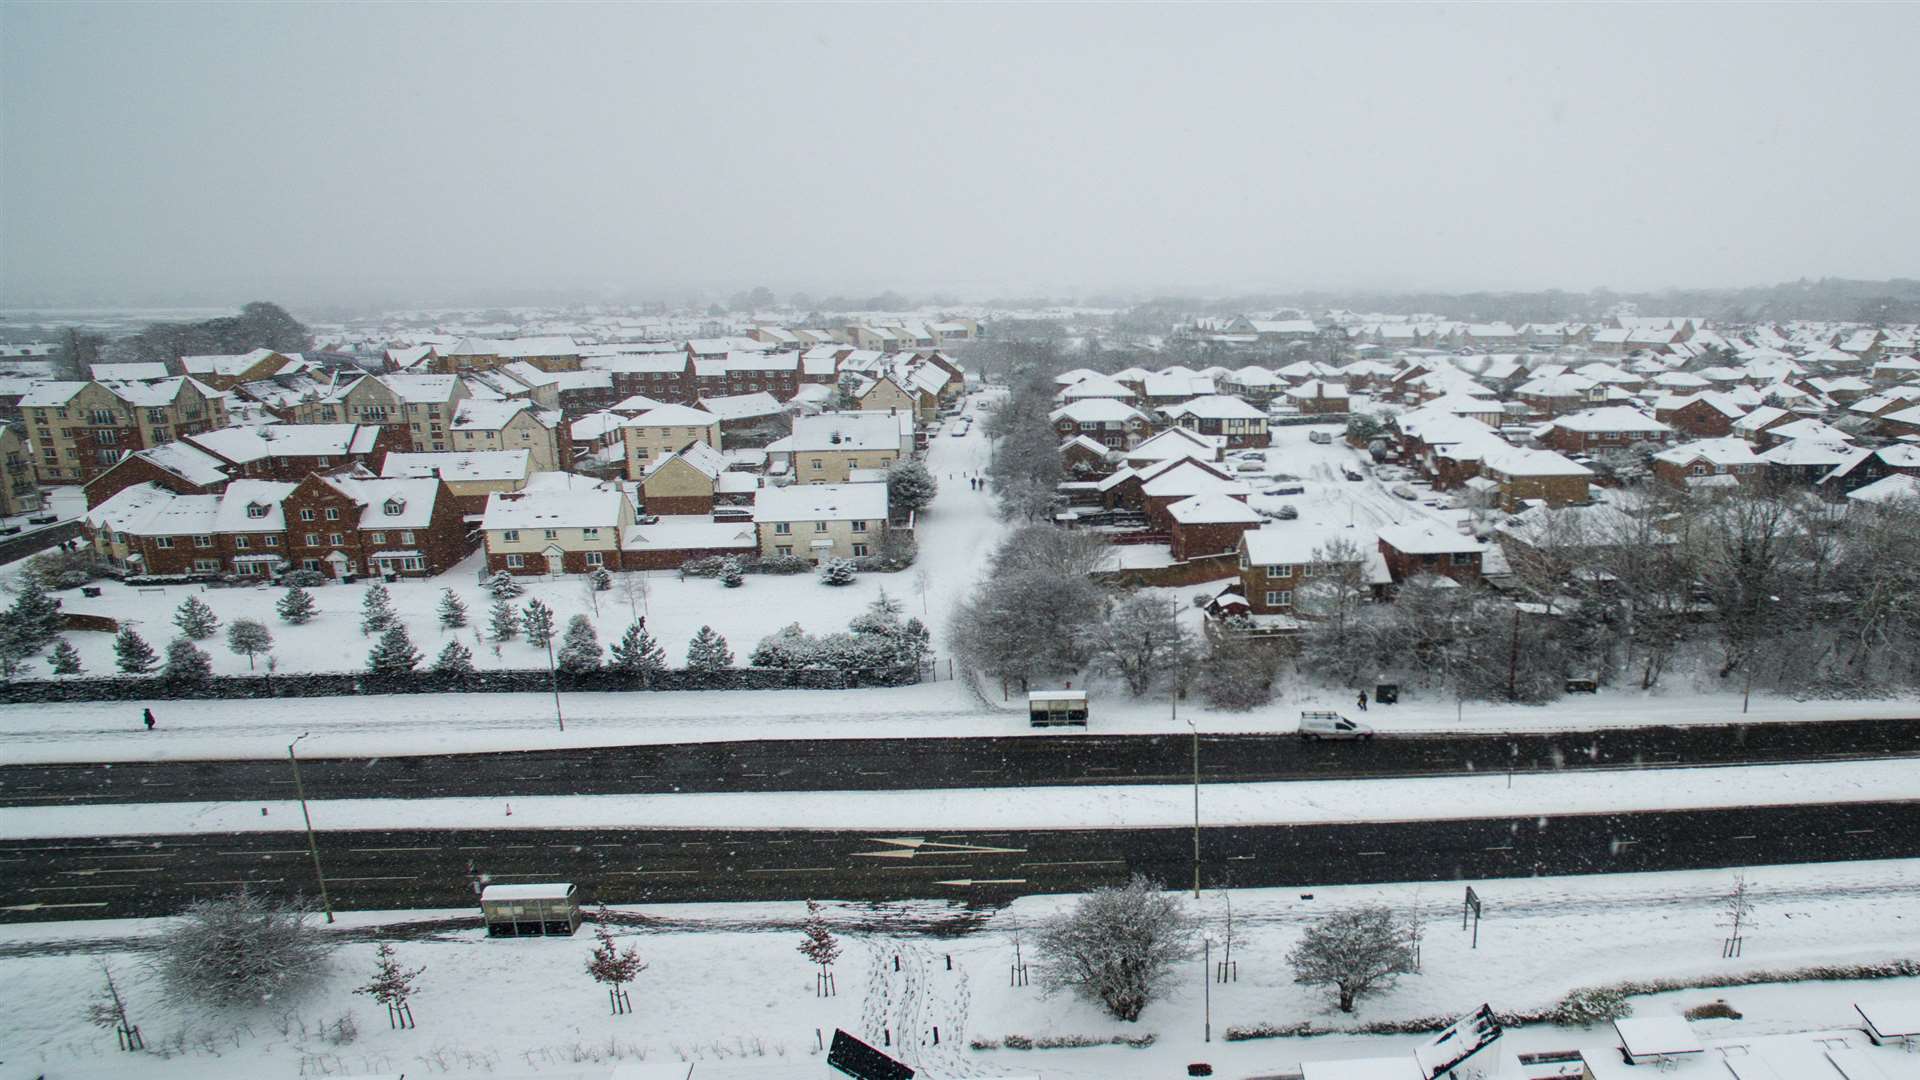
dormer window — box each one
[383,498,406,516]
[246,503,268,519]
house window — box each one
[194,534,213,548]
[246,503,268,518]
[503,529,520,542]
[581,527,599,538]
[852,543,869,557]
[814,521,828,532]
[774,522,791,535]
[156,537,175,549]
[1452,552,1476,566]
[585,551,604,566]
[776,544,793,556]
[1267,565,1291,579]
[369,532,387,544]
[299,508,316,521]
[383,498,405,515]
[328,533,344,546]
[506,554,525,568]
[851,520,868,533]
[324,508,340,520]
[235,536,250,549]
[305,533,321,546]
[264,536,280,547]
[400,531,414,544]
[301,559,320,571]
[543,529,557,540]
[194,559,219,573]
[1265,590,1291,607]
[810,458,823,470]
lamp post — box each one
[1202,937,1212,1043]
[1185,717,1201,899]
[544,628,564,732]
[287,732,335,924]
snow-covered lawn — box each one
[5,757,1915,839]
[2,859,1915,1080]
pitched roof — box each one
[752,482,888,522]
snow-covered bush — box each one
[1546,986,1633,1026]
[819,559,856,586]
[153,889,333,1007]
[172,595,220,641]
[162,637,213,683]
[1035,875,1195,1022]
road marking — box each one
[936,879,1027,887]
[878,864,970,871]
[856,838,1026,859]
[1845,828,1875,835]
[329,876,418,883]
[1,901,110,912]
[609,870,696,877]
[28,884,139,892]
[184,878,286,887]
[1483,846,1514,852]
[1359,851,1386,856]
[219,849,308,856]
[348,846,439,853]
[747,867,836,874]
[1019,860,1125,868]
[1732,835,1757,841]
[59,867,163,877]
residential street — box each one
[3,716,1916,806]
[4,800,1915,922]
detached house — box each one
[1050,399,1156,449]
[1534,407,1674,459]
[1229,526,1380,618]
[767,412,904,484]
[1163,395,1271,448]
[640,442,731,515]
[1651,438,1762,489]
[481,483,635,576]
[1377,524,1486,585]
[754,482,891,562]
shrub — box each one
[819,559,857,587]
[282,569,326,588]
[153,889,333,1007]
[1547,986,1633,1026]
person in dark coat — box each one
[143,708,155,730]
[1356,690,1368,712]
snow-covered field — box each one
[2,859,1915,1080]
[5,757,1913,839]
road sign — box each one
[828,1028,915,1080]
[1463,886,1483,948]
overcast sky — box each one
[3,2,1916,309]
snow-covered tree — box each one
[83,960,141,1051]
[1287,905,1417,1013]
[1718,872,1759,958]
[360,583,397,637]
[556,615,602,673]
[113,626,157,674]
[685,625,733,673]
[522,599,556,647]
[585,904,647,1015]
[797,898,841,996]
[436,589,468,630]
[589,567,613,592]
[751,623,817,669]
[367,623,421,675]
[485,570,524,599]
[819,559,856,586]
[886,458,939,515]
[720,559,744,588]
[48,636,83,675]
[354,942,424,1029]
[225,618,273,670]
[173,595,219,641]
[276,583,318,625]
[162,636,212,683]
[1089,593,1194,696]
[1035,875,1196,1021]
[488,596,519,641]
[1197,631,1279,710]
[7,578,64,650]
[610,619,666,677]
[432,639,475,674]
[949,525,1108,691]
[154,889,332,1007]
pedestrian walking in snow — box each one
[1356,691,1368,712]
[142,708,155,730]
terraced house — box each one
[291,373,470,452]
[20,377,228,484]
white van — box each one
[1299,710,1374,740]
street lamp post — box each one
[544,630,565,732]
[287,732,335,924]
[1186,718,1201,899]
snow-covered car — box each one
[1309,430,1334,445]
[1391,483,1418,500]
[1234,459,1265,473]
[1343,467,1365,481]
[1264,481,1305,496]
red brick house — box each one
[584,352,696,404]
[1050,400,1156,449]
[1377,524,1485,585]
[1163,396,1271,448]
[283,472,471,579]
[186,423,398,482]
[1650,438,1761,490]
[1653,393,1747,439]
[83,441,231,508]
[1534,407,1674,458]
[1166,493,1263,562]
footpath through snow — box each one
[3,757,1915,839]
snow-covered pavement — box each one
[3,757,1913,839]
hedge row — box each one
[0,664,925,703]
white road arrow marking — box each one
[854,837,1028,859]
[2,901,110,912]
[935,879,1027,887]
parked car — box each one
[1234,459,1264,473]
[1264,481,1304,496]
[1391,483,1418,500]
[1309,430,1334,445]
[1343,467,1365,481]
[1272,505,1299,520]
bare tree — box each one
[152,889,333,1007]
[1035,875,1196,1021]
[1088,592,1194,696]
[585,904,647,1014]
[83,960,142,1050]
[1287,905,1417,1013]
[1717,873,1758,958]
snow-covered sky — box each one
[3,2,1916,307]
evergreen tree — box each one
[589,567,613,592]
[173,595,220,641]
[436,589,468,629]
[485,571,524,599]
[488,597,519,641]
[113,627,158,674]
[521,599,556,647]
[432,639,475,674]
[720,559,744,589]
[584,904,647,1016]
[609,619,666,676]
[556,615,602,673]
[819,559,857,586]
[886,458,939,515]
[7,578,64,650]
[797,898,842,980]
[276,583,318,625]
[366,623,421,675]
[354,942,425,1028]
[360,583,397,637]
[685,625,734,673]
[162,637,213,683]
[48,637,83,675]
